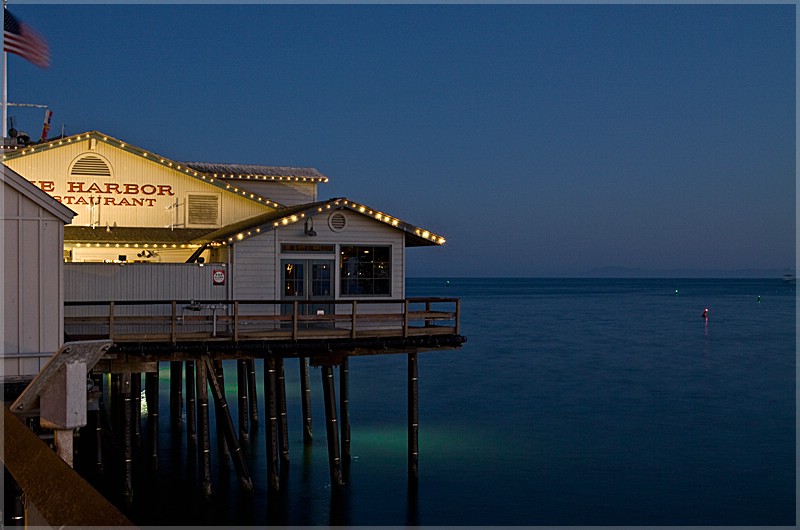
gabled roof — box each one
[181,162,328,183]
[1,131,327,209]
[194,197,446,248]
[65,226,214,245]
[1,164,76,223]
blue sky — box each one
[6,4,796,277]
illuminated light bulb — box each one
[422,231,430,239]
[281,219,289,225]
[171,244,177,248]
[274,222,279,227]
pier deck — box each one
[65,297,465,360]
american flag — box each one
[4,8,49,68]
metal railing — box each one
[64,297,461,343]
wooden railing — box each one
[64,298,461,343]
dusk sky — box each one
[6,3,795,277]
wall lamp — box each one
[304,217,317,237]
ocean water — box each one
[84,278,796,526]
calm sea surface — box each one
[85,278,796,526]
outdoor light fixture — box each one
[304,217,317,237]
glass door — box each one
[281,259,334,326]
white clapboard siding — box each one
[232,231,277,315]
[5,139,273,228]
[3,176,68,377]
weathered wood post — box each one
[213,359,229,459]
[204,357,253,491]
[321,364,344,487]
[408,352,419,481]
[277,357,290,467]
[299,357,313,443]
[237,359,249,444]
[121,372,134,502]
[246,358,259,427]
[169,361,183,429]
[145,371,159,471]
[195,358,212,496]
[185,360,197,455]
[131,373,142,450]
[264,356,280,491]
[340,357,351,463]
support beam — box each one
[145,371,159,471]
[340,357,351,462]
[264,356,280,491]
[131,373,142,450]
[204,357,253,491]
[276,357,290,467]
[237,359,249,444]
[195,358,212,497]
[321,365,344,487]
[408,353,419,481]
[299,356,312,443]
[121,373,133,502]
[247,358,259,426]
[185,360,197,456]
[213,359,229,459]
[169,361,183,429]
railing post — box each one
[108,302,115,340]
[292,300,299,340]
[233,301,239,341]
[351,300,357,339]
[171,301,177,344]
[403,299,410,338]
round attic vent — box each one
[328,211,347,232]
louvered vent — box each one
[328,212,347,232]
[70,155,111,177]
[187,194,220,226]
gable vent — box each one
[187,193,220,226]
[70,155,112,177]
[328,211,347,232]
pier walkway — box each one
[65,297,464,358]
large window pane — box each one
[340,245,391,296]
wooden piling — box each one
[246,358,259,427]
[321,365,344,487]
[169,361,183,429]
[408,353,419,481]
[340,357,351,462]
[145,371,159,471]
[237,359,249,444]
[131,373,142,450]
[276,357,289,467]
[185,360,197,455]
[213,359,229,459]
[299,356,313,443]
[264,356,280,491]
[204,357,253,491]
[195,358,212,496]
[92,373,104,475]
[121,373,133,502]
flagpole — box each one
[2,0,7,142]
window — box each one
[340,245,391,296]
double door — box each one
[281,259,334,320]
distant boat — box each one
[783,271,794,283]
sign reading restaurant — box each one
[29,179,175,207]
